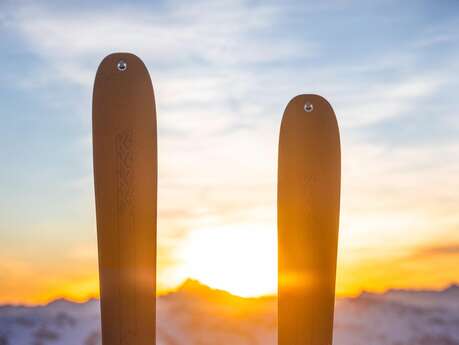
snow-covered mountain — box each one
[1,280,458,345]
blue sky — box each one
[1,0,459,302]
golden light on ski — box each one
[278,95,340,345]
[93,53,157,345]
[278,271,315,290]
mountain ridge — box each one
[2,280,459,308]
[1,279,459,345]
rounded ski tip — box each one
[95,52,149,78]
[284,94,335,115]
[93,52,155,107]
[117,60,128,72]
[280,94,339,136]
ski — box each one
[278,95,341,345]
[92,53,157,345]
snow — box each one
[1,281,458,345]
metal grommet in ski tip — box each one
[117,60,128,72]
[304,102,314,112]
[93,53,157,345]
[278,94,340,345]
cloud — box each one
[8,0,454,131]
[9,1,310,85]
[8,1,459,243]
[335,75,445,127]
[414,244,459,258]
[2,0,459,299]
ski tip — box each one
[280,94,340,148]
[284,94,335,115]
[282,94,338,125]
[99,52,146,68]
[94,52,149,80]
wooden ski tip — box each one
[94,52,152,90]
[92,52,157,345]
[278,94,341,345]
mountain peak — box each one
[173,279,245,304]
[47,298,75,307]
[177,279,231,297]
[178,279,209,293]
[444,284,459,294]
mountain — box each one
[1,280,458,345]
[360,284,459,310]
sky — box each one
[0,0,458,304]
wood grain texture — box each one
[92,53,157,345]
[278,95,340,345]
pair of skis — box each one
[92,53,340,345]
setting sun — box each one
[180,224,277,297]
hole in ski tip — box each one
[117,60,128,72]
[304,102,314,112]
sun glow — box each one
[181,224,277,297]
